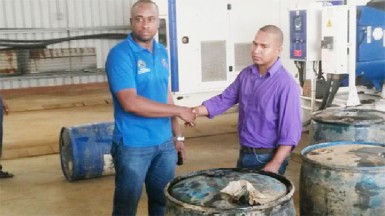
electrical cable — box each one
[295,60,305,87]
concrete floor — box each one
[0,85,308,216]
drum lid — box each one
[304,143,385,168]
[312,108,385,125]
[168,169,289,209]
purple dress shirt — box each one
[203,59,302,149]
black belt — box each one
[240,146,277,154]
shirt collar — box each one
[250,57,282,78]
[127,33,159,53]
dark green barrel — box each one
[300,141,385,215]
[165,168,296,216]
[309,108,385,144]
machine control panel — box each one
[290,10,307,60]
[289,8,321,61]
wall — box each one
[0,0,372,92]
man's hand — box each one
[262,161,281,174]
[174,140,185,164]
[184,105,209,127]
[262,145,292,174]
[179,107,197,126]
[2,98,9,115]
[184,108,199,127]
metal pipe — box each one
[346,5,360,106]
[168,0,179,92]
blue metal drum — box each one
[59,122,114,181]
[165,168,295,216]
[310,108,385,144]
[300,141,385,215]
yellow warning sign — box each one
[327,20,332,27]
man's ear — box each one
[277,46,283,54]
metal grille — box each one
[234,42,252,71]
[201,40,227,82]
[0,0,134,89]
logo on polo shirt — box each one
[161,58,168,69]
[137,59,150,74]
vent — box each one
[234,43,252,71]
[201,41,227,82]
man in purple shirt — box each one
[193,25,302,175]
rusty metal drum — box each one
[164,168,296,216]
[300,141,385,215]
[309,108,385,144]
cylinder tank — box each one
[309,107,385,144]
[300,141,385,215]
[59,122,114,181]
[165,168,296,216]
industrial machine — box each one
[356,2,385,92]
[168,0,282,106]
[290,0,385,111]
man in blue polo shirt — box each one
[105,1,196,215]
[193,25,302,175]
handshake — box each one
[178,105,207,127]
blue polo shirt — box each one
[105,34,172,147]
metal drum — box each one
[164,168,296,216]
[300,141,385,215]
[309,108,385,144]
[59,122,114,181]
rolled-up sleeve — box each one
[277,82,302,146]
[203,76,240,119]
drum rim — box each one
[312,108,385,125]
[301,141,385,171]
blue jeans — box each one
[236,149,290,175]
[110,138,177,216]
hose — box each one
[0,33,128,50]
